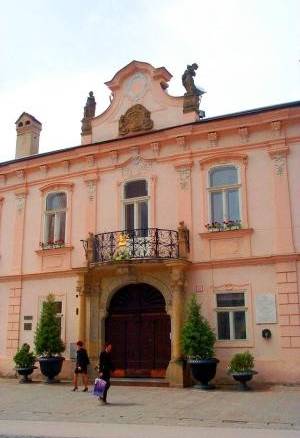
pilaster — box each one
[12,188,28,273]
[166,265,188,386]
[276,261,300,349]
[268,144,294,254]
[84,174,98,234]
[174,161,193,257]
[76,274,86,344]
[6,284,22,356]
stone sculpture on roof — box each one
[182,63,204,114]
[81,91,96,135]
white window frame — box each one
[43,191,67,244]
[122,179,150,230]
[215,291,248,341]
[208,165,242,224]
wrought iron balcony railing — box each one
[89,228,179,263]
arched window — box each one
[44,192,67,246]
[208,166,240,224]
[123,180,148,233]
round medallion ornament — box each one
[125,73,149,102]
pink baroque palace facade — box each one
[0,60,300,386]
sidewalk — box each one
[0,378,299,436]
[0,420,300,438]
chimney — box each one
[15,112,42,159]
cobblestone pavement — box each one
[0,379,299,434]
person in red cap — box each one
[72,341,90,392]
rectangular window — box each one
[56,211,66,242]
[45,213,55,242]
[208,166,241,225]
[125,203,134,231]
[216,292,247,340]
[211,191,223,222]
[227,189,240,221]
[138,201,148,230]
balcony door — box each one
[124,180,148,235]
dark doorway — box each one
[105,283,171,377]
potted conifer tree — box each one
[34,294,65,383]
[13,343,37,383]
[181,295,219,389]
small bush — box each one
[13,343,36,368]
[181,295,216,360]
[228,351,254,373]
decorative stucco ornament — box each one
[119,104,153,136]
[122,153,153,178]
[125,72,149,102]
[177,167,191,190]
[274,153,285,176]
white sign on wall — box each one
[255,294,277,324]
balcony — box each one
[82,224,189,265]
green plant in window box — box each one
[228,351,257,390]
[205,220,242,232]
[181,295,219,389]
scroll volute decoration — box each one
[119,104,153,136]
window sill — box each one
[35,245,73,255]
[199,228,253,240]
[215,339,253,348]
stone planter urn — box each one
[188,358,219,389]
[16,366,37,383]
[231,370,257,390]
[38,356,65,383]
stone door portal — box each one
[105,283,171,377]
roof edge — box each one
[2,100,300,168]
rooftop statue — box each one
[84,91,96,119]
[182,63,205,115]
[81,91,96,136]
[182,63,203,96]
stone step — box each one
[111,377,169,387]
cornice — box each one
[267,143,289,158]
[199,152,248,169]
[0,253,298,281]
[39,181,74,193]
[190,252,300,269]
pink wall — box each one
[0,61,299,382]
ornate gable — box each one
[82,61,202,144]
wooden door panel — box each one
[106,284,171,377]
[140,316,155,371]
[105,315,127,371]
[155,315,171,369]
[126,316,140,371]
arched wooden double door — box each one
[105,283,171,377]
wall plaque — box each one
[255,294,277,324]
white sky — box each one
[0,0,299,163]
